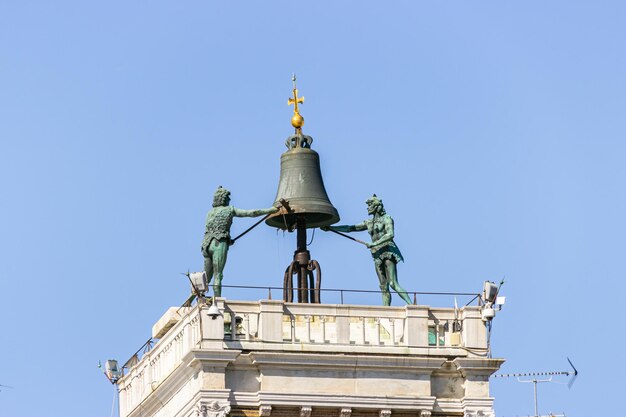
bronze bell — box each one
[266,133,340,229]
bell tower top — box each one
[288,73,305,133]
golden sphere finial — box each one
[291,113,304,129]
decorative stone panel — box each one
[464,411,495,417]
[197,401,231,417]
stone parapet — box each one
[117,299,502,417]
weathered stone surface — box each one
[118,300,503,417]
[152,307,189,339]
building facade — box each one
[117,297,503,417]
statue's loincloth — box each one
[370,242,404,267]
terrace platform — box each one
[117,297,503,417]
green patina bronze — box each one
[201,186,278,297]
[325,195,411,306]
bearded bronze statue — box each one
[201,186,278,297]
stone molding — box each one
[433,398,463,414]
[256,392,436,410]
[228,391,259,407]
[459,397,496,417]
[197,401,231,417]
[224,340,471,357]
[184,349,242,369]
[250,352,446,372]
[453,358,505,377]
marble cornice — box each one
[452,358,505,376]
[257,392,437,410]
[249,352,446,372]
[184,349,242,369]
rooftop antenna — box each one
[493,358,578,417]
[0,383,14,392]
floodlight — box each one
[189,271,208,293]
[496,296,506,305]
[105,359,122,383]
[483,281,499,303]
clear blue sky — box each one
[1,1,624,416]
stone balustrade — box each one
[119,307,200,415]
[221,299,487,351]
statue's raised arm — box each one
[325,221,367,233]
[233,206,278,218]
[201,186,278,297]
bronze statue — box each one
[201,186,278,297]
[324,195,411,306]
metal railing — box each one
[217,284,482,307]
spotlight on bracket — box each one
[188,271,208,294]
[483,281,499,303]
[103,359,122,384]
[481,280,506,322]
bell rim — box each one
[265,211,340,230]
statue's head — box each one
[213,186,231,207]
[366,194,385,215]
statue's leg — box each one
[386,260,412,304]
[374,260,391,306]
[211,240,229,297]
[202,241,214,287]
[204,256,214,286]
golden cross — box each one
[288,73,304,114]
